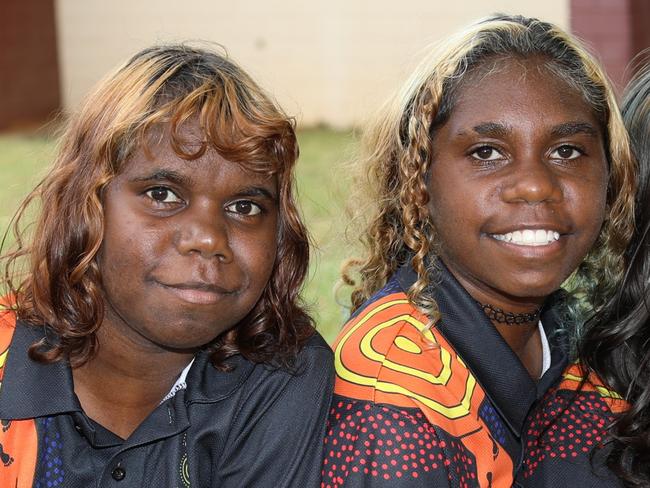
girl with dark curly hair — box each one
[0,44,333,487]
[575,63,650,487]
[321,14,635,488]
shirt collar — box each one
[396,260,568,437]
[0,321,81,419]
[0,321,257,421]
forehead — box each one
[119,124,278,185]
[119,134,278,191]
[445,58,601,132]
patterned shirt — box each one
[516,363,626,487]
[322,263,573,487]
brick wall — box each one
[0,0,60,130]
[571,0,650,92]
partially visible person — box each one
[321,14,635,488]
[567,62,650,487]
[0,44,333,487]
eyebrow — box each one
[463,121,599,139]
[131,170,278,200]
[550,122,599,138]
[471,122,512,138]
[235,186,278,201]
[131,169,192,186]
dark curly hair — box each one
[579,61,650,487]
[1,44,313,369]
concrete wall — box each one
[54,0,568,128]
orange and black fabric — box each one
[515,363,626,487]
[322,263,572,488]
[0,308,37,488]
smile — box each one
[490,229,561,246]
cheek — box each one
[571,174,608,231]
[428,180,488,234]
[98,215,167,291]
[235,229,279,286]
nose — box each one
[500,158,563,205]
[175,205,233,262]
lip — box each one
[157,281,238,305]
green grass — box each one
[295,128,358,342]
[0,128,357,344]
[0,133,57,236]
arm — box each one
[217,340,334,488]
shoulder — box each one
[556,363,627,413]
[518,363,626,487]
[236,331,334,403]
[527,362,626,444]
[0,300,16,333]
[284,331,334,381]
[300,331,335,364]
[332,287,480,415]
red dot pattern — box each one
[521,387,614,479]
[321,396,478,487]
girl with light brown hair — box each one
[0,44,333,487]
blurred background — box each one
[1,0,649,342]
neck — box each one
[494,322,543,378]
[72,324,194,439]
[475,301,541,325]
[440,263,547,378]
[475,299,544,378]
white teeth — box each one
[491,229,561,246]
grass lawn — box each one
[0,128,358,344]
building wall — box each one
[0,0,60,130]
[570,0,650,92]
[54,0,568,127]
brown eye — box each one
[145,187,182,203]
[471,146,503,161]
[551,145,582,160]
[226,200,262,216]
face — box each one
[427,59,608,311]
[98,129,278,352]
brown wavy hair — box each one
[1,44,314,369]
[344,14,636,330]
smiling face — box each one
[427,58,609,311]
[98,130,278,352]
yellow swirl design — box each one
[335,298,477,419]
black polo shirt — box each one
[0,320,334,487]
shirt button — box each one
[111,466,126,481]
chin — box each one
[507,283,562,301]
[158,333,221,351]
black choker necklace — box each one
[475,301,541,325]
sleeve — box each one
[322,395,466,488]
[216,341,335,488]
